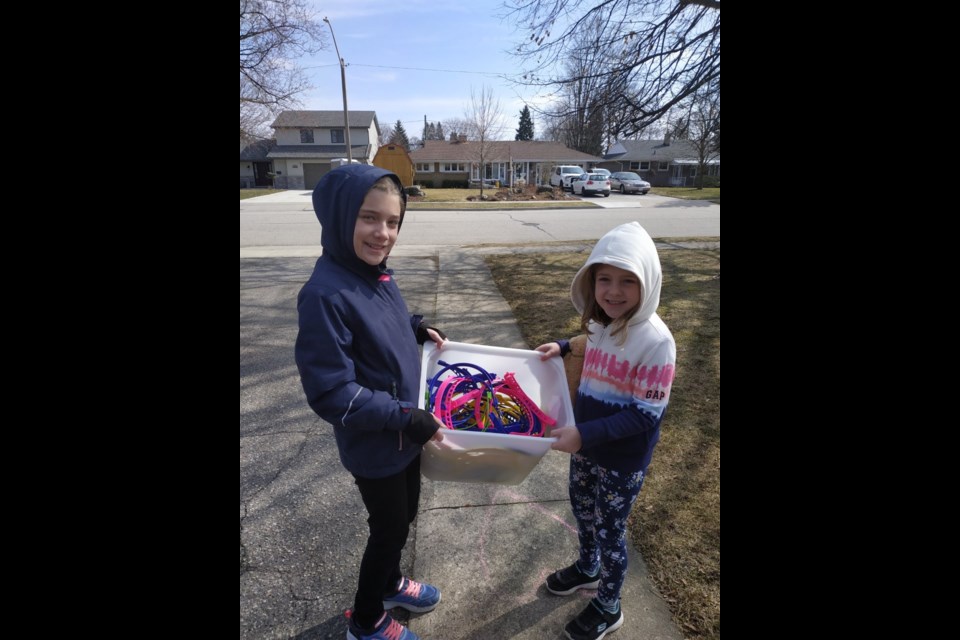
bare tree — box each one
[539,18,620,155]
[442,119,471,141]
[461,87,505,198]
[507,0,720,136]
[241,75,275,142]
[240,0,326,142]
[678,91,720,188]
[378,124,394,146]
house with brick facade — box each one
[409,139,602,188]
[600,136,720,187]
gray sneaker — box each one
[564,599,624,640]
[545,562,600,596]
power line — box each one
[351,63,504,78]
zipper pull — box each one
[392,381,403,451]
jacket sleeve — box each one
[577,339,676,449]
[409,314,424,336]
[295,288,410,432]
[577,405,658,449]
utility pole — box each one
[323,17,352,163]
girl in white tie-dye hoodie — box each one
[536,222,676,640]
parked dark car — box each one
[609,172,651,195]
[571,173,611,197]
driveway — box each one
[572,192,667,208]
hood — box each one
[313,164,407,272]
[570,222,662,323]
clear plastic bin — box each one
[417,341,574,484]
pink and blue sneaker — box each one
[346,611,418,640]
[382,577,442,613]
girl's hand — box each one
[426,327,447,350]
[430,414,445,442]
[535,342,560,361]
[550,426,582,453]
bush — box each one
[700,175,720,188]
[441,179,469,188]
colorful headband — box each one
[425,360,556,437]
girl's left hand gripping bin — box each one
[417,341,575,485]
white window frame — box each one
[657,161,669,171]
[415,163,433,172]
[478,162,506,180]
[330,129,344,143]
[441,163,467,173]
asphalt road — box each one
[240,193,720,257]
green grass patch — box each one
[240,188,285,200]
[486,243,720,640]
[651,187,720,204]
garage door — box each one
[304,163,331,190]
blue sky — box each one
[301,0,557,139]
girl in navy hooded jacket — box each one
[295,165,446,640]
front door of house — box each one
[254,162,273,186]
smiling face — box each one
[594,264,642,320]
[353,188,401,266]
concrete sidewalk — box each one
[239,249,684,639]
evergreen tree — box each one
[435,122,444,141]
[391,120,410,149]
[515,105,535,141]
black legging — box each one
[351,455,422,629]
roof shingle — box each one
[605,139,720,163]
[270,110,378,129]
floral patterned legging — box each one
[569,452,646,606]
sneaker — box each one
[563,600,624,640]
[546,562,600,596]
[382,577,441,613]
[346,612,419,640]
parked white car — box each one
[571,173,611,197]
[549,165,585,190]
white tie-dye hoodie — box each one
[568,222,676,473]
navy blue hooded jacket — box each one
[295,164,426,479]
